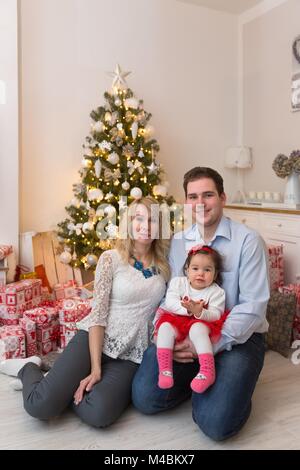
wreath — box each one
[292,35,300,65]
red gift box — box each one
[0,279,42,307]
[0,325,26,360]
[19,316,37,357]
[268,245,284,292]
[24,306,58,325]
[53,280,79,301]
[279,284,300,341]
[57,297,91,349]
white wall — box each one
[0,0,19,250]
[243,0,300,195]
[20,0,238,232]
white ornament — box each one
[81,158,92,168]
[104,112,112,123]
[105,192,114,201]
[105,222,118,238]
[127,159,143,175]
[60,251,72,265]
[138,150,145,159]
[153,185,167,197]
[130,187,142,199]
[86,254,98,266]
[95,160,102,178]
[147,161,159,174]
[131,121,138,140]
[67,223,83,236]
[108,64,131,89]
[107,152,119,165]
[88,188,103,201]
[92,121,103,133]
[124,97,138,109]
[82,221,94,234]
[96,206,105,218]
[122,181,130,191]
[116,123,123,130]
[115,98,121,106]
[100,140,112,151]
[104,205,116,217]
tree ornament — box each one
[82,221,94,234]
[105,192,114,201]
[122,181,130,191]
[88,188,103,201]
[104,205,116,217]
[138,150,145,159]
[105,112,112,123]
[147,161,159,174]
[130,187,143,199]
[124,97,138,109]
[96,206,105,218]
[108,64,131,90]
[131,121,138,140]
[60,251,72,265]
[95,160,102,179]
[115,97,121,106]
[81,158,92,168]
[67,223,83,235]
[86,254,98,266]
[84,146,93,157]
[107,152,119,165]
[92,121,103,133]
[127,159,143,175]
[106,222,118,238]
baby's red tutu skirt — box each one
[154,307,230,343]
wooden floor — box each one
[0,350,300,450]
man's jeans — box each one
[132,333,265,441]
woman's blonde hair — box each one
[115,196,170,281]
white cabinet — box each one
[224,205,300,284]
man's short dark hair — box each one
[183,167,224,197]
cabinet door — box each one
[263,233,300,284]
[224,209,260,231]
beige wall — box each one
[20,0,238,232]
[0,0,19,250]
[243,0,300,196]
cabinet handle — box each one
[242,218,247,224]
[277,223,282,227]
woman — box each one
[0,197,170,427]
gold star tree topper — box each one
[108,64,131,90]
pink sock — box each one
[191,353,215,393]
[157,348,174,389]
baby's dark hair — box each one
[183,245,223,286]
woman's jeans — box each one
[132,333,265,441]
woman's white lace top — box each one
[77,249,166,363]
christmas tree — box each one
[57,65,175,270]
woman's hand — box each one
[73,369,101,405]
[173,338,197,363]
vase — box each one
[284,172,300,204]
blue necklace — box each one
[131,256,157,279]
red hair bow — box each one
[188,245,213,256]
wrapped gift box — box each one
[268,245,284,292]
[57,297,91,349]
[0,279,42,307]
[279,284,300,341]
[19,316,37,357]
[0,325,26,360]
[53,280,79,301]
[23,306,59,355]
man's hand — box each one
[173,338,197,363]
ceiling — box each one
[177,0,264,14]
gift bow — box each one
[127,159,143,175]
[104,168,121,181]
[67,223,83,235]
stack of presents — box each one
[0,273,92,361]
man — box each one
[132,167,270,441]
